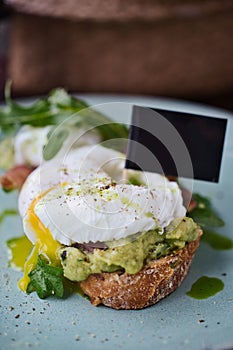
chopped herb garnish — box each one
[188,193,224,228]
[187,193,228,251]
[26,255,64,299]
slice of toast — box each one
[80,229,202,309]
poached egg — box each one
[19,144,186,245]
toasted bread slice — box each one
[80,229,202,309]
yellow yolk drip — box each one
[18,190,62,292]
[7,235,33,270]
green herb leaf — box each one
[188,207,225,227]
[192,193,211,209]
[43,128,69,160]
[26,255,64,299]
[48,88,88,110]
[0,85,88,135]
[0,84,129,158]
[188,193,225,228]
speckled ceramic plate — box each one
[1,95,233,350]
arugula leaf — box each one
[188,207,224,227]
[26,255,64,299]
[0,84,129,159]
[48,87,88,110]
[187,193,229,251]
[43,128,69,161]
[0,85,87,133]
[188,193,225,228]
[192,193,211,208]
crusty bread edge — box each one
[80,229,202,310]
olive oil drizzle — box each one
[202,230,233,250]
[0,209,18,223]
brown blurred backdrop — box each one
[0,0,233,109]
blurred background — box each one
[0,0,233,109]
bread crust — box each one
[80,229,202,309]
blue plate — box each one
[1,95,233,350]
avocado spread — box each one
[59,217,199,282]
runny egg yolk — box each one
[18,188,62,292]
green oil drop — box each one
[202,230,233,250]
[0,209,18,223]
[186,276,224,299]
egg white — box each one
[19,144,186,245]
[23,177,185,245]
[18,145,125,217]
[13,125,101,168]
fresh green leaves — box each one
[43,127,69,161]
[187,193,231,250]
[189,207,224,228]
[26,255,64,299]
[0,85,88,134]
[0,84,129,159]
[188,193,224,228]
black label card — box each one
[125,106,227,182]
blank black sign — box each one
[125,105,227,182]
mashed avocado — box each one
[59,217,199,282]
